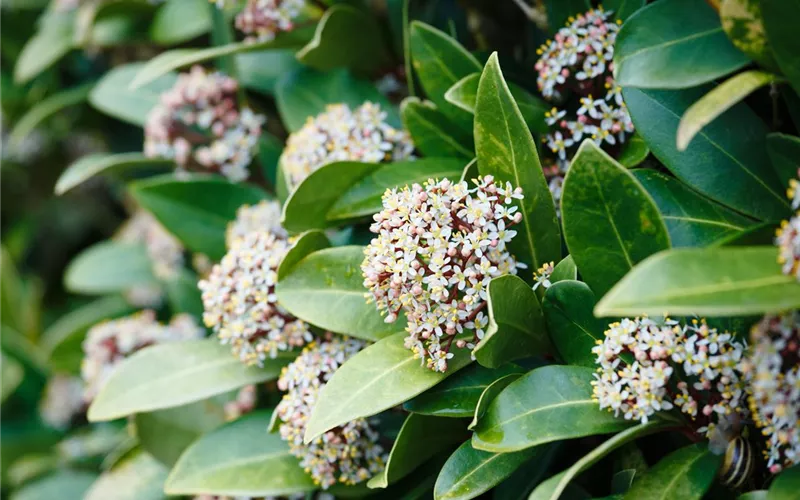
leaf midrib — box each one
[480,398,593,436]
[613,274,790,305]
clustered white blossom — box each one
[592,317,748,435]
[225,200,287,247]
[532,261,554,291]
[361,176,525,372]
[776,172,800,282]
[116,210,184,280]
[534,8,634,203]
[280,102,414,189]
[743,312,800,473]
[81,311,203,402]
[276,336,386,488]
[144,65,265,182]
[223,384,258,421]
[39,375,84,430]
[233,0,306,43]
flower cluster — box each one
[280,102,414,189]
[39,375,84,430]
[223,385,258,421]
[361,176,525,372]
[81,311,203,402]
[276,336,386,488]
[532,261,555,291]
[592,317,748,434]
[743,312,800,473]
[116,210,184,280]
[144,66,265,182]
[199,230,312,366]
[234,0,306,43]
[776,171,800,282]
[225,199,287,247]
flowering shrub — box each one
[5,0,800,499]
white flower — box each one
[39,375,84,430]
[226,200,286,247]
[234,0,306,43]
[777,172,800,282]
[532,261,554,290]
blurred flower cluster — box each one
[234,0,306,43]
[776,171,800,282]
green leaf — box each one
[740,492,769,500]
[614,0,749,89]
[767,133,800,187]
[9,83,93,148]
[492,445,561,500]
[1,353,23,404]
[275,67,397,132]
[617,133,650,168]
[472,365,632,453]
[623,444,720,500]
[41,295,135,373]
[468,373,522,430]
[165,410,315,496]
[297,5,391,75]
[164,269,203,317]
[368,414,467,488]
[277,231,330,280]
[544,0,590,32]
[276,246,405,340]
[632,169,755,247]
[10,470,97,500]
[409,21,481,129]
[550,255,577,283]
[304,332,472,443]
[561,141,670,297]
[88,63,178,126]
[473,275,551,368]
[678,71,782,150]
[595,246,800,317]
[529,420,672,500]
[84,449,168,500]
[14,11,75,84]
[474,53,561,274]
[444,73,548,134]
[130,174,268,261]
[623,86,789,221]
[150,0,211,45]
[434,441,548,500]
[401,98,475,159]
[542,280,604,368]
[64,242,157,294]
[606,0,645,22]
[768,465,800,500]
[404,363,525,418]
[720,0,778,71]
[762,0,800,95]
[237,50,301,96]
[130,26,316,89]
[55,153,172,196]
[87,339,293,422]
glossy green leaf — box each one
[55,153,172,195]
[10,470,97,500]
[542,280,605,368]
[1,354,23,404]
[614,0,749,89]
[88,339,293,422]
[550,255,577,283]
[150,0,211,45]
[595,246,800,317]
[130,174,268,260]
[304,332,472,443]
[544,0,590,31]
[14,11,75,84]
[714,222,778,247]
[85,449,168,500]
[475,53,561,274]
[409,21,481,129]
[401,98,474,159]
[404,363,525,418]
[297,5,391,75]
[369,414,467,488]
[88,63,178,126]
[617,133,650,168]
[473,275,551,368]
[237,50,301,96]
[9,83,92,148]
[720,0,778,70]
[767,133,800,187]
[606,0,645,22]
[277,231,330,280]
[762,0,800,95]
[623,86,789,221]
[768,465,800,500]
[434,441,547,500]
[472,365,632,453]
[492,445,561,500]
[468,373,522,430]
[562,141,670,297]
[632,169,755,248]
[166,411,315,496]
[64,242,157,294]
[276,246,405,340]
[623,444,720,500]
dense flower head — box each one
[39,375,84,430]
[144,65,265,182]
[280,102,414,189]
[592,317,748,434]
[777,171,800,281]
[743,312,800,473]
[361,176,525,372]
[81,311,203,402]
[116,210,184,280]
[276,336,386,488]
[234,0,305,43]
[199,230,312,366]
[226,199,286,247]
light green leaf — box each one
[605,0,645,22]
[277,231,330,280]
[368,414,467,489]
[762,0,800,95]
[617,133,650,168]
[89,63,178,126]
[542,280,605,368]
[1,353,23,404]
[84,449,168,500]
[14,11,75,84]
[276,246,405,340]
[401,98,474,159]
[304,332,472,443]
[562,140,670,297]
[614,0,749,89]
[474,53,561,274]
[472,365,632,453]
[64,241,157,294]
[720,0,778,71]
[550,255,577,283]
[9,83,93,148]
[473,275,551,368]
[150,0,211,45]
[10,470,97,500]
[87,339,293,422]
[767,133,800,187]
[468,373,522,430]
[55,153,172,195]
[768,465,800,500]
[237,50,301,96]
[740,491,768,500]
[595,246,800,317]
[623,444,720,500]
[165,411,315,496]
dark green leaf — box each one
[56,153,172,196]
[14,11,75,84]
[562,141,670,297]
[611,469,637,494]
[469,373,522,431]
[164,269,203,317]
[623,444,720,500]
[550,255,577,283]
[150,0,210,45]
[65,242,157,294]
[84,449,168,500]
[762,0,800,95]
[88,63,178,126]
[616,133,650,168]
[277,231,330,280]
[767,133,800,187]
[10,470,97,500]
[237,50,301,96]
[542,280,604,368]
[544,0,590,32]
[492,445,561,500]
[401,98,474,159]
[768,465,800,500]
[606,0,645,22]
